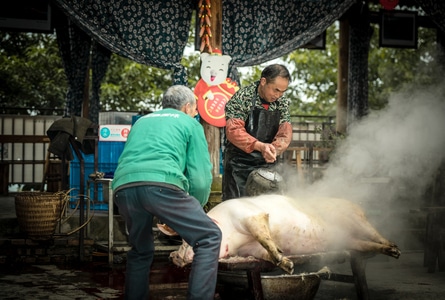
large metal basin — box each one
[217,268,324,300]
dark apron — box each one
[222,98,280,200]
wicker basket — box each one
[15,192,63,240]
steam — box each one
[323,84,443,203]
[283,82,445,240]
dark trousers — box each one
[114,185,222,300]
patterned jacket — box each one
[225,81,293,155]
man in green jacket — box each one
[112,85,222,300]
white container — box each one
[99,124,131,142]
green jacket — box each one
[112,108,213,206]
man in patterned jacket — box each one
[222,64,293,200]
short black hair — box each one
[261,64,291,83]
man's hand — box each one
[255,141,277,163]
[157,223,179,236]
[272,137,287,156]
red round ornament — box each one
[380,0,399,10]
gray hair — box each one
[162,85,196,110]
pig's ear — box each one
[157,223,179,236]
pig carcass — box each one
[168,194,401,274]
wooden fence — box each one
[0,114,337,194]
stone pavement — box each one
[0,251,444,299]
[316,251,445,300]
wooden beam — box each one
[201,0,223,177]
[0,135,50,143]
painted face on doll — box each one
[199,52,232,86]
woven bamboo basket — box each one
[15,192,63,240]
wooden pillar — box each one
[203,121,220,177]
[436,29,445,68]
[347,3,371,124]
[201,0,223,177]
[336,17,349,135]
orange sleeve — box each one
[271,122,292,156]
[225,118,258,153]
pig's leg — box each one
[347,239,401,258]
[244,213,294,274]
[340,210,399,248]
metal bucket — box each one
[245,168,286,196]
[217,268,322,300]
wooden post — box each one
[201,0,223,177]
[336,17,349,135]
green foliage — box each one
[0,32,67,114]
[282,27,339,116]
[101,54,173,112]
[183,51,202,88]
[368,25,443,109]
[282,20,440,116]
